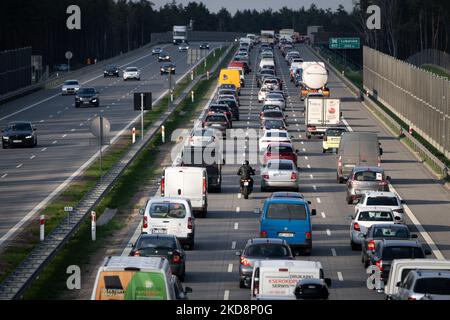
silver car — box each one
[123,67,141,81]
[61,80,80,95]
[188,128,221,147]
[346,167,390,204]
[261,159,299,192]
[396,270,450,300]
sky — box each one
[150,0,355,14]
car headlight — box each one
[91,98,98,102]
[3,136,9,140]
[25,135,32,139]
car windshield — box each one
[106,66,116,70]
[126,67,138,72]
[327,129,346,137]
[8,123,32,131]
[79,88,95,94]
[266,131,288,138]
[193,129,214,137]
[414,278,450,295]
[358,211,393,221]
[264,111,283,118]
[265,120,284,127]
[64,80,78,85]
[367,196,398,206]
[245,244,291,258]
[267,94,283,99]
[268,146,293,154]
[160,52,168,56]
[372,226,410,238]
[149,203,186,219]
[267,162,294,170]
[266,203,307,220]
[382,246,424,260]
[206,115,226,122]
[354,171,383,181]
[135,237,177,251]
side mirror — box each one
[411,234,418,239]
[311,209,317,216]
[235,250,242,256]
[307,201,311,205]
[386,176,391,182]
[139,208,145,215]
[295,149,299,154]
[127,242,134,248]
[33,128,37,131]
[185,287,193,294]
[425,249,432,255]
[325,278,332,287]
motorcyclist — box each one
[237,160,255,191]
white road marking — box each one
[305,156,308,160]
[321,212,326,218]
[41,148,47,152]
[39,120,44,123]
[313,185,317,190]
[1,174,7,179]
[49,115,53,118]
[234,222,239,230]
[236,207,240,213]
[316,197,321,204]
[224,290,230,300]
[228,264,233,273]
[71,129,75,132]
[331,248,337,256]
[52,140,57,144]
[62,134,67,138]
[237,193,242,199]
[307,164,311,169]
[79,123,83,126]
[326,229,331,236]
[231,241,236,250]
[342,118,353,132]
[16,164,23,168]
[337,272,344,281]
[30,155,36,159]
[57,111,61,114]
[302,148,306,152]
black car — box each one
[199,43,210,50]
[361,224,417,268]
[75,87,99,108]
[262,119,288,131]
[237,238,294,288]
[216,99,239,121]
[160,63,176,75]
[257,69,276,87]
[103,65,119,77]
[172,275,193,300]
[158,52,171,62]
[1,121,37,149]
[369,239,431,283]
[208,104,233,125]
[130,234,186,281]
[202,113,231,137]
[294,278,331,300]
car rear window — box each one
[354,171,383,181]
[413,278,450,295]
[326,129,346,137]
[9,123,32,131]
[372,226,410,238]
[266,203,307,220]
[206,115,227,122]
[367,196,398,206]
[266,131,288,138]
[268,145,293,154]
[126,67,138,71]
[149,203,186,219]
[267,162,294,170]
[64,80,78,85]
[135,237,177,250]
[264,111,283,118]
[244,244,291,258]
[382,246,425,260]
[79,88,95,94]
[358,211,393,221]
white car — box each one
[61,80,80,95]
[178,42,190,51]
[355,191,406,223]
[264,93,286,110]
[261,78,280,91]
[152,47,163,55]
[259,129,292,153]
[123,67,141,81]
[258,87,269,103]
[188,128,220,147]
[261,159,299,192]
[349,207,401,250]
[140,197,195,249]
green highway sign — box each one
[329,37,361,49]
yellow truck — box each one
[218,69,241,93]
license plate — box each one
[152,228,167,234]
[278,232,294,238]
[243,181,249,186]
[83,101,90,104]
[13,140,22,143]
[345,164,356,168]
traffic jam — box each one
[91,34,450,301]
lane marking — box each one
[237,193,242,199]
[316,197,321,204]
[62,134,67,138]
[302,148,306,152]
[337,272,344,281]
[16,164,23,168]
[30,155,36,159]
[228,264,233,273]
[41,148,47,152]
[305,156,308,160]
[231,241,236,250]
[326,229,331,236]
[234,222,239,230]
[1,174,7,179]
[224,290,230,300]
[236,207,240,213]
[310,174,314,179]
[39,120,44,123]
[313,185,317,190]
[71,129,75,132]
[52,140,57,144]
[307,164,311,169]
[321,212,326,219]
[331,248,337,256]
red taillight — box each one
[133,250,140,257]
[338,156,342,169]
[161,177,165,196]
[202,176,206,194]
[172,253,181,264]
[262,174,269,180]
[407,297,416,301]
[378,157,381,167]
[278,268,289,272]
[291,172,297,180]
[376,259,384,271]
[368,240,376,251]
[353,222,360,231]
[305,232,311,240]
[240,257,251,267]
[260,230,267,237]
[188,217,193,230]
[143,216,148,229]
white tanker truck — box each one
[300,62,330,101]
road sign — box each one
[64,206,73,212]
[90,116,111,140]
[65,51,73,60]
[329,37,360,49]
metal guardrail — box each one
[0,44,233,300]
[307,45,450,180]
[0,41,159,104]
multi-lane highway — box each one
[104,42,450,300]
[0,43,222,245]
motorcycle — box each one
[240,176,254,199]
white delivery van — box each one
[251,260,329,300]
[384,259,450,299]
[161,167,208,218]
[259,58,275,71]
[141,197,195,249]
[91,256,176,300]
[305,97,341,139]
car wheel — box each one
[347,196,353,205]
[75,104,79,108]
[34,139,37,147]
[160,72,163,75]
[337,175,344,184]
[179,270,186,282]
[350,240,360,251]
[302,249,311,256]
[239,279,247,289]
[2,144,6,149]
[322,149,326,153]
[364,258,370,269]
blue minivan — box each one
[258,197,316,255]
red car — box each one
[263,143,298,166]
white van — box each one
[384,259,450,299]
[161,167,208,218]
[141,197,195,249]
[91,256,176,300]
[259,58,275,71]
[250,260,329,299]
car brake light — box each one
[376,259,383,271]
[378,157,381,167]
[202,176,206,194]
[188,217,193,230]
[338,156,342,168]
[260,230,267,237]
[240,257,251,267]
[353,222,360,231]
[407,297,416,301]
[262,174,269,180]
[161,177,165,196]
[291,172,297,180]
[172,253,181,264]
[368,240,376,251]
[133,251,140,257]
[278,268,288,272]
[305,232,311,240]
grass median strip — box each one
[15,46,232,299]
[0,46,229,288]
